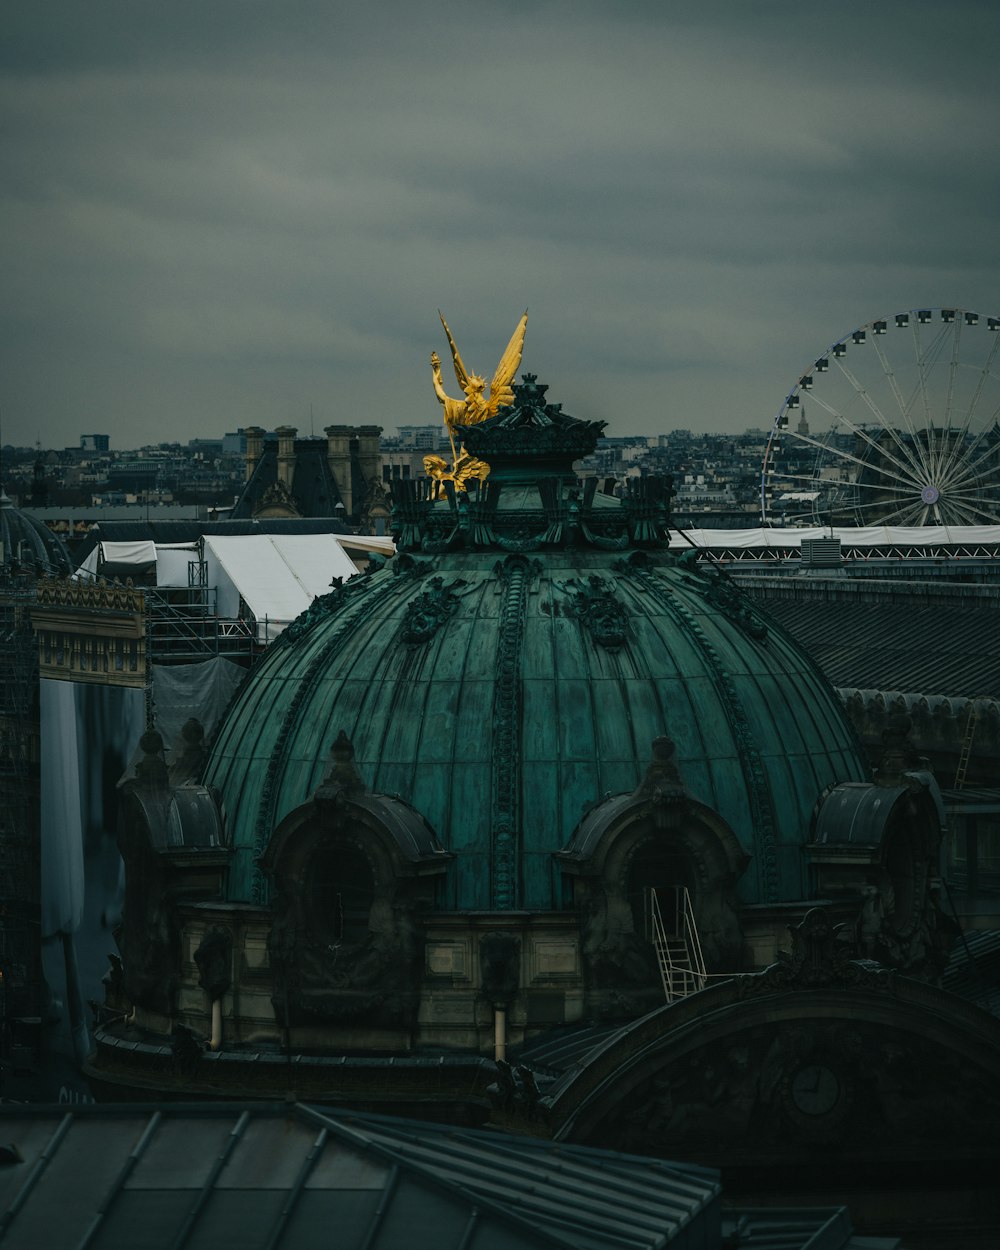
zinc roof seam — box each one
[399,583,470,819]
[166,1109,251,1250]
[295,1107,613,1250]
[440,1129,712,1197]
[642,587,717,809]
[614,579,667,790]
[231,574,403,892]
[667,577,781,898]
[75,1109,163,1250]
[400,1164,677,1244]
[752,606,861,751]
[757,629,867,808]
[361,577,434,799]
[0,1111,74,1239]
[362,1136,694,1228]
[400,1162,687,1238]
[275,568,400,777]
[437,581,482,849]
[764,624,847,752]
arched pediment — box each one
[260,731,451,883]
[259,732,449,1032]
[558,737,750,887]
[541,911,1000,1172]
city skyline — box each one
[3,2,998,449]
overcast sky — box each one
[3,1,998,450]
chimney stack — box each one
[244,426,265,482]
[356,426,383,497]
[325,425,353,519]
[275,426,297,491]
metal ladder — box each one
[953,699,981,790]
[647,886,708,1003]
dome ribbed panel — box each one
[0,499,71,574]
[204,552,870,909]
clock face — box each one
[790,1063,841,1116]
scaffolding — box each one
[144,585,256,662]
[0,570,42,1037]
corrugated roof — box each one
[752,598,1000,700]
[0,1103,722,1250]
[721,1208,901,1249]
[516,1024,626,1074]
[943,928,1000,1018]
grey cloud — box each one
[2,1,999,448]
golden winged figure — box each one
[424,311,528,492]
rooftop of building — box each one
[0,1101,897,1250]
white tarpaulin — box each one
[203,533,359,637]
[98,539,158,565]
[335,534,396,555]
[153,542,200,586]
[669,524,1000,549]
[75,540,199,582]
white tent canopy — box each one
[76,533,371,639]
[202,534,360,637]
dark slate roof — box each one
[943,928,1000,1018]
[0,1103,723,1250]
[751,596,1000,700]
[231,439,349,520]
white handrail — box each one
[647,886,707,1002]
[679,886,708,990]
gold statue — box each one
[424,311,528,492]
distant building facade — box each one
[232,425,386,530]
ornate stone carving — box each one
[268,892,420,1028]
[565,576,629,648]
[490,556,530,908]
[35,576,145,613]
[487,1058,548,1122]
[737,907,891,998]
[598,1015,1000,1158]
[400,576,463,645]
[693,564,768,641]
[258,478,299,514]
[279,578,346,646]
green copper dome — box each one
[204,378,869,910]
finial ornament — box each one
[425,311,528,492]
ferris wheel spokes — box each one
[761,307,1000,527]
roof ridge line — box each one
[294,1104,652,1250]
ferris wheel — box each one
[760,308,1000,527]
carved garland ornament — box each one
[491,556,531,908]
[399,575,463,645]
